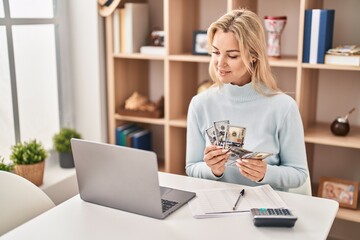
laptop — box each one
[71,138,196,219]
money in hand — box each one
[213,120,229,147]
[205,120,272,167]
[205,126,218,145]
[224,124,246,149]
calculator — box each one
[250,208,297,227]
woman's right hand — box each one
[203,145,230,177]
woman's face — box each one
[211,30,251,86]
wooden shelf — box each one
[113,52,165,60]
[269,55,298,68]
[305,123,360,149]
[115,114,165,126]
[302,63,360,71]
[169,54,210,63]
[337,208,360,223]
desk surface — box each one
[1,172,338,240]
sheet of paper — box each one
[188,184,289,218]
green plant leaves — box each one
[53,128,82,153]
[10,139,48,165]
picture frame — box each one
[192,30,209,55]
[318,177,359,209]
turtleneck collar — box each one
[216,82,265,102]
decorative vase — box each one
[330,108,355,136]
[15,161,45,186]
[264,16,287,58]
[59,152,75,168]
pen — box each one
[232,189,245,211]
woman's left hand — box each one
[236,158,267,182]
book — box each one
[126,128,143,147]
[140,46,166,55]
[124,3,149,53]
[188,184,288,218]
[309,9,321,63]
[115,123,136,145]
[325,54,360,66]
[309,9,335,64]
[113,8,120,53]
[120,126,142,146]
[327,45,360,56]
[302,9,312,63]
[131,129,152,151]
[317,9,335,63]
[119,8,126,53]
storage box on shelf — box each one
[105,0,360,222]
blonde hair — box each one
[207,8,279,95]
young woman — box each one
[185,9,308,191]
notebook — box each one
[71,138,196,219]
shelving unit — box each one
[104,0,360,223]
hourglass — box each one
[264,16,287,59]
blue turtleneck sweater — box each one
[185,82,308,191]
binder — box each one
[302,10,312,63]
[131,129,152,151]
[309,9,321,64]
[115,123,136,145]
[309,9,335,64]
[317,9,335,63]
[120,126,142,146]
[126,128,143,147]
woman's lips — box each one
[218,69,230,76]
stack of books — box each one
[115,123,152,151]
[325,45,360,66]
[302,9,335,64]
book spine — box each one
[124,4,133,53]
[115,127,122,145]
[113,9,120,53]
[119,8,126,53]
[309,9,321,64]
[132,130,152,151]
[302,10,312,63]
[317,10,335,64]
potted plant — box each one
[10,139,48,186]
[0,156,14,172]
[53,128,82,168]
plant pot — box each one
[59,152,75,168]
[15,161,45,186]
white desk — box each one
[1,172,338,240]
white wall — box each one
[67,0,107,142]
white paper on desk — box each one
[188,184,289,218]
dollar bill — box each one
[205,120,273,167]
[213,120,230,147]
[205,126,217,145]
[224,125,246,149]
[241,152,273,160]
[230,147,272,160]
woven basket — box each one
[15,161,45,186]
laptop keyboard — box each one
[161,199,178,213]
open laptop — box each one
[71,138,196,219]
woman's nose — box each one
[217,55,227,67]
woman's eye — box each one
[228,55,238,59]
[212,51,220,55]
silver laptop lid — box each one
[71,138,164,219]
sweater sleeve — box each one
[260,100,308,189]
[185,98,221,180]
